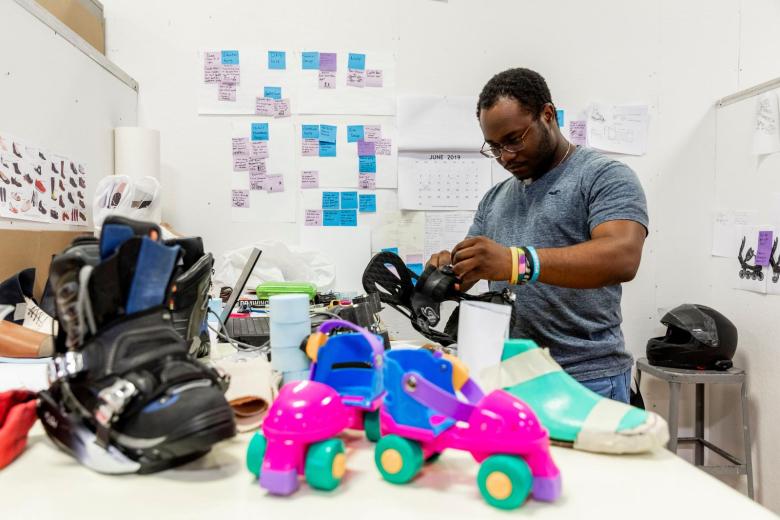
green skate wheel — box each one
[245,432,267,478]
[375,435,423,484]
[364,410,381,443]
[477,455,533,510]
[304,438,346,491]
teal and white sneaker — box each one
[487,339,669,454]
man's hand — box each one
[426,250,453,269]
[451,236,512,286]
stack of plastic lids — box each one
[269,294,311,384]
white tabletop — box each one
[0,425,775,519]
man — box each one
[427,68,647,403]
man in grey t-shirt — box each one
[427,68,648,403]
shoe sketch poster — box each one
[0,133,88,226]
[734,224,772,294]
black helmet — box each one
[646,304,738,371]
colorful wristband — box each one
[526,246,541,283]
[510,247,519,284]
[516,251,526,284]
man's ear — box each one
[543,103,556,124]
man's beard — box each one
[528,125,557,180]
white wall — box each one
[100,0,780,512]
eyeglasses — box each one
[480,123,532,159]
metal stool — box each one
[636,357,754,499]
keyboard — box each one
[225,316,271,347]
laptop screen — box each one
[219,248,262,326]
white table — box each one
[1,425,775,519]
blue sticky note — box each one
[251,122,269,141]
[341,191,358,210]
[556,109,564,128]
[382,247,399,255]
[359,194,377,213]
[322,192,340,210]
[339,210,358,227]
[302,51,320,70]
[319,142,337,157]
[347,125,365,143]
[221,50,239,65]
[323,210,340,227]
[407,263,424,277]
[348,53,366,71]
[264,86,282,100]
[268,50,286,70]
[319,125,337,143]
[359,155,377,173]
[302,125,320,140]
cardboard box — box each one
[0,229,91,300]
[35,0,105,54]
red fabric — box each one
[0,390,38,469]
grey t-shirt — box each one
[467,146,648,381]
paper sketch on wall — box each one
[586,103,649,156]
[735,225,771,294]
[752,92,780,156]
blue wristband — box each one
[526,246,541,283]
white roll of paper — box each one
[114,127,160,180]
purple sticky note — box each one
[305,209,323,226]
[220,65,240,84]
[204,51,220,67]
[249,170,266,191]
[364,125,382,142]
[366,69,383,87]
[265,175,285,193]
[357,140,376,157]
[218,82,237,101]
[301,170,319,189]
[248,156,266,174]
[274,99,291,118]
[232,137,249,156]
[347,70,365,88]
[250,140,269,159]
[319,52,337,71]
[756,230,774,266]
[375,138,392,156]
[570,120,587,146]
[358,174,376,189]
[233,154,248,171]
[231,189,249,208]
[255,97,276,116]
[406,254,424,265]
[319,70,336,89]
[302,139,320,156]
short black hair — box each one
[476,68,553,120]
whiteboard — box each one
[0,0,137,231]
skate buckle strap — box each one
[47,352,85,383]
[94,379,137,448]
[401,372,476,423]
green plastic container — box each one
[255,281,317,302]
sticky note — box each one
[340,191,358,210]
[250,140,269,159]
[322,192,340,210]
[757,231,774,266]
[347,125,365,143]
[359,155,377,173]
[231,189,249,208]
[301,170,319,188]
[319,142,337,157]
[569,120,587,146]
[347,70,365,88]
[218,82,237,101]
[204,51,220,67]
[302,51,320,70]
[339,210,358,226]
[366,69,383,87]
[265,175,285,193]
[268,50,286,70]
[319,125,337,143]
[382,247,400,255]
[406,254,424,265]
[358,174,375,189]
[255,97,276,116]
[232,137,249,156]
[407,263,424,276]
[323,210,340,226]
[233,154,248,171]
[359,194,376,213]
[248,156,266,174]
[363,125,382,142]
[220,65,240,84]
[305,209,322,226]
[221,50,239,65]
[375,138,392,156]
[348,53,366,70]
[204,67,222,84]
[274,99,291,118]
[251,122,269,141]
[302,125,320,140]
[249,171,266,191]
[556,109,565,127]
[301,139,319,156]
[319,52,337,71]
[264,86,282,100]
[357,140,376,156]
[318,70,336,89]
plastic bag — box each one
[92,175,161,232]
[214,242,336,291]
